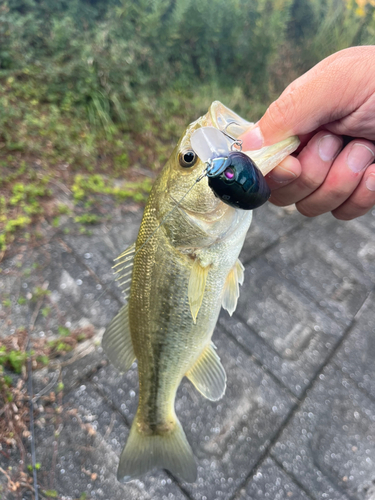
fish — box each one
[102,101,299,483]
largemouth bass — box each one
[103,101,299,483]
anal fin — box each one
[102,304,136,372]
[185,343,226,401]
[222,258,244,316]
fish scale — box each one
[102,101,299,483]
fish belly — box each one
[129,235,222,428]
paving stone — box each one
[237,457,312,499]
[0,447,23,499]
[92,357,139,425]
[264,215,373,326]
[34,382,187,500]
[286,211,375,283]
[32,335,106,396]
[93,327,295,499]
[175,329,295,499]
[272,363,375,500]
[220,258,344,397]
[357,207,375,232]
[32,238,120,330]
[3,200,375,500]
[334,290,375,401]
[0,239,121,342]
[239,203,305,264]
[60,346,105,393]
[62,211,142,300]
[0,253,32,339]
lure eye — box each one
[179,150,197,168]
[223,167,235,181]
[208,152,271,210]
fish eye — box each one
[179,150,197,168]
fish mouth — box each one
[208,101,300,176]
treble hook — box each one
[221,121,243,152]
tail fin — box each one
[117,415,197,483]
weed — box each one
[74,214,100,225]
[57,382,64,392]
[36,355,50,366]
[52,216,60,227]
[5,216,31,233]
[27,463,41,472]
[31,286,51,302]
[42,490,58,498]
[0,346,30,374]
[41,306,51,318]
[57,204,71,215]
[58,326,71,337]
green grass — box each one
[0,0,373,257]
[0,346,30,374]
[0,73,269,257]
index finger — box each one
[240,46,375,149]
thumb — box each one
[240,46,375,150]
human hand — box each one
[240,46,375,220]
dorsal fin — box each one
[102,304,136,372]
[185,342,226,401]
[113,242,135,300]
[221,258,244,316]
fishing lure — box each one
[191,125,271,210]
[127,120,298,262]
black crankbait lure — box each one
[206,151,271,210]
[191,126,271,210]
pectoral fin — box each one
[185,343,226,401]
[102,304,136,372]
[188,260,210,324]
[113,242,135,300]
[222,259,244,316]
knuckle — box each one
[331,189,375,219]
[332,211,356,221]
[298,174,323,192]
[266,93,297,130]
[344,196,372,213]
[330,187,351,201]
[332,204,369,220]
[295,200,320,218]
[269,194,288,207]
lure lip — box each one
[190,126,231,164]
[191,125,300,178]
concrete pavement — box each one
[1,200,374,500]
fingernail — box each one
[347,143,375,173]
[318,134,342,161]
[268,165,297,183]
[241,125,264,150]
[366,173,375,191]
